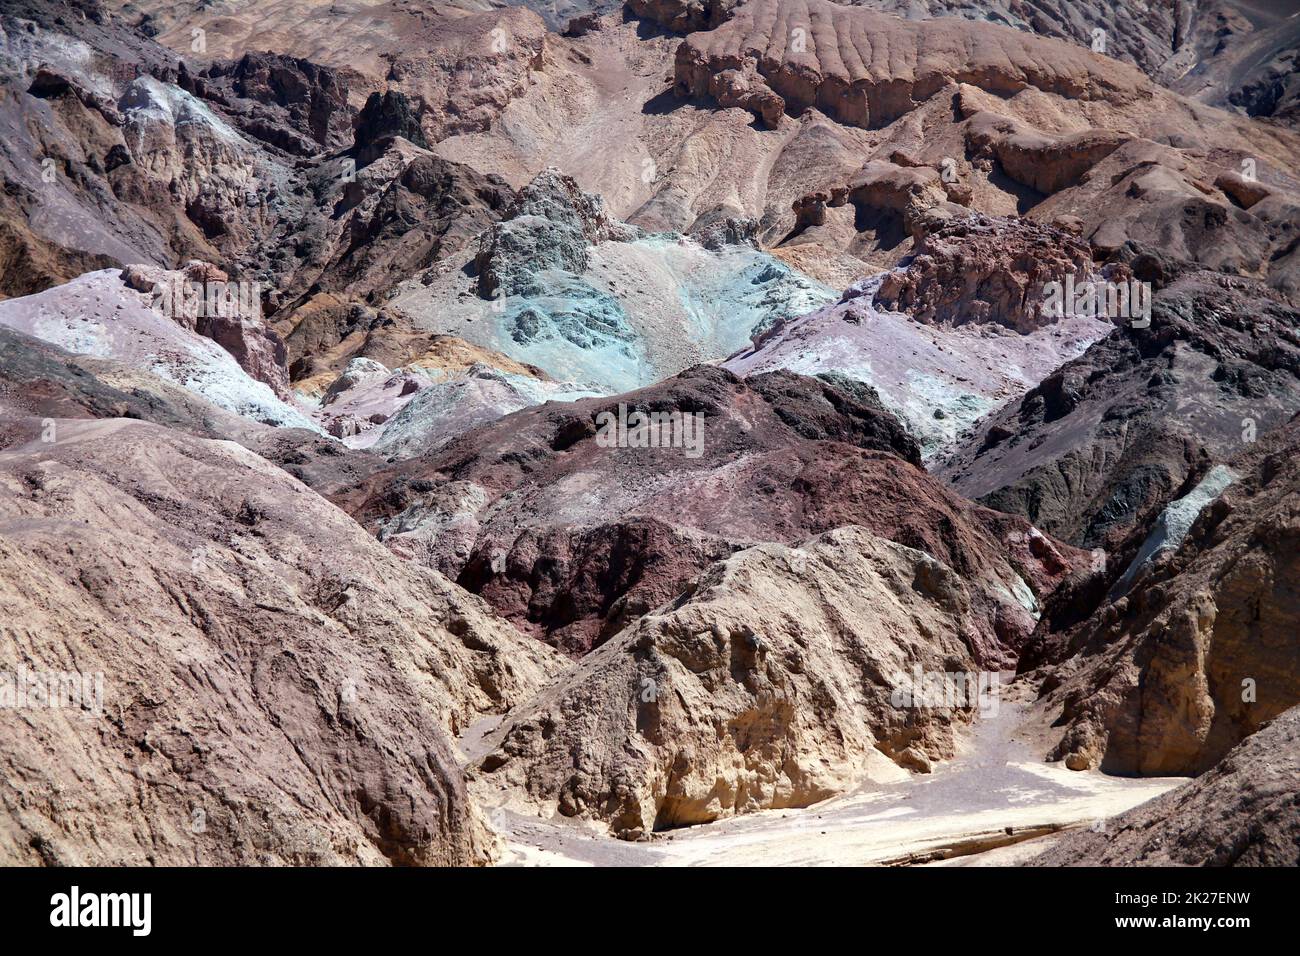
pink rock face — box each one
[0,269,315,431]
[122,261,291,398]
[725,270,1114,458]
[316,359,432,449]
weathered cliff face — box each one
[352,89,429,166]
[634,0,1300,132]
[0,2,286,287]
[0,4,229,288]
[0,415,564,865]
[938,271,1300,550]
[112,0,550,140]
[1031,705,1300,867]
[475,525,1008,838]
[194,50,353,154]
[960,111,1129,198]
[1024,417,1300,777]
[111,0,1300,134]
[654,0,1300,297]
[0,0,523,335]
[854,0,1300,134]
[36,0,1298,303]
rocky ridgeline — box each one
[339,364,1082,662]
[939,271,1300,549]
[188,51,352,156]
[672,0,1149,131]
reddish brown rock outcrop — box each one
[843,160,953,239]
[340,366,1083,663]
[963,111,1129,196]
[873,213,1108,333]
[700,57,786,129]
[1215,169,1272,210]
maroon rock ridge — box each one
[339,365,1084,663]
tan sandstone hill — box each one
[475,525,1008,838]
[0,415,564,864]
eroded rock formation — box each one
[1031,706,1300,866]
[340,365,1082,661]
[476,526,1009,837]
[939,271,1300,549]
[873,213,1104,333]
[0,415,562,864]
[673,0,1149,130]
[1026,417,1300,776]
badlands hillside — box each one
[0,0,1296,869]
